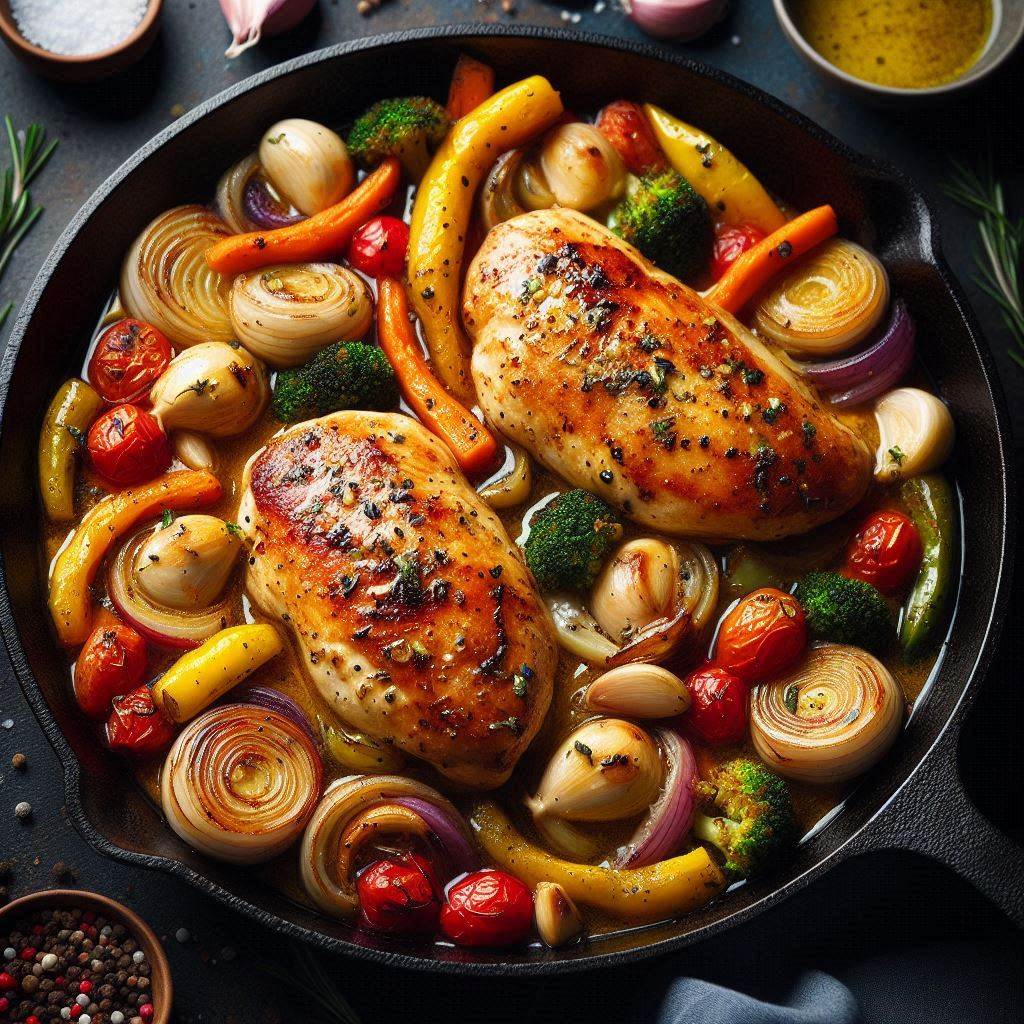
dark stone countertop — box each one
[0,3,1021,1023]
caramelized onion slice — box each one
[120,205,234,349]
[750,643,904,785]
[753,239,890,357]
[477,444,532,509]
[161,705,322,864]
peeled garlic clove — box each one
[134,515,241,610]
[172,430,218,473]
[259,119,354,216]
[592,538,680,642]
[150,341,269,438]
[537,123,626,212]
[546,593,619,664]
[873,386,955,482]
[527,718,662,823]
[535,882,585,948]
[585,664,691,719]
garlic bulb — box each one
[172,431,218,473]
[527,718,661,823]
[228,263,373,368]
[585,664,691,719]
[535,882,585,948]
[538,123,626,212]
[873,386,955,482]
[149,342,269,438]
[134,515,241,610]
[258,119,354,216]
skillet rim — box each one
[0,23,1015,976]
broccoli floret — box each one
[608,169,713,283]
[523,489,622,593]
[271,341,398,422]
[794,570,894,654]
[692,758,797,880]
[347,97,450,180]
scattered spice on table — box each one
[9,0,149,57]
[1,906,156,1024]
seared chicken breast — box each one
[464,208,871,540]
[238,412,557,789]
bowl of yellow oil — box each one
[774,0,1023,101]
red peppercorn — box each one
[439,869,534,948]
[78,979,93,994]
[356,853,441,936]
[0,997,9,1012]
[26,1015,41,1024]
[140,1002,155,1020]
[0,973,15,991]
[682,665,750,746]
[20,946,36,960]
[70,1005,83,1019]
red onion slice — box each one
[824,333,915,407]
[613,728,697,869]
[391,796,479,878]
[242,176,304,230]
[797,299,915,392]
[233,685,318,746]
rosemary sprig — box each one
[0,302,11,331]
[943,158,1024,369]
[0,117,58,289]
[261,942,362,1024]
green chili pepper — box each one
[899,473,957,659]
[38,378,103,522]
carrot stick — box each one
[446,55,496,121]
[705,204,839,314]
[204,158,402,276]
[376,277,499,478]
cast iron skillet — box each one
[0,26,1021,974]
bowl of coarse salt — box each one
[0,0,163,82]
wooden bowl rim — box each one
[0,887,173,1024]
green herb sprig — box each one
[0,117,58,314]
[943,159,1024,369]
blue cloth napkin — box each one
[657,969,859,1024]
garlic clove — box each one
[873,386,955,482]
[585,664,691,719]
[527,718,662,823]
[172,430,218,473]
[258,118,354,216]
[535,882,585,948]
[538,123,626,212]
[134,515,242,610]
[591,538,680,642]
[545,593,620,664]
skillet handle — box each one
[852,746,1024,928]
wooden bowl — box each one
[0,0,163,83]
[0,888,173,1023]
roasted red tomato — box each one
[843,509,923,595]
[87,318,173,405]
[87,404,171,486]
[710,224,766,281]
[439,869,533,948]
[357,853,441,936]
[683,665,749,746]
[713,588,807,682]
[346,216,411,278]
[595,100,665,176]
[105,686,176,759]
[74,622,148,719]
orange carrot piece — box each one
[446,55,496,121]
[377,277,499,478]
[204,159,402,276]
[705,205,839,314]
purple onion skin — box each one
[825,334,915,406]
[243,176,304,230]
[391,796,479,879]
[233,685,318,746]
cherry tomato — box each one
[595,100,665,176]
[105,686,176,759]
[88,318,173,405]
[439,869,533,948]
[843,509,923,595]
[683,665,749,746]
[357,853,441,936]
[713,588,807,682]
[710,224,765,281]
[346,216,410,278]
[73,622,148,719]
[87,404,171,486]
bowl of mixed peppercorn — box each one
[0,890,171,1024]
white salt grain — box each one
[11,0,149,57]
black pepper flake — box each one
[777,240,793,259]
[599,469,614,484]
[699,436,711,449]
[363,501,381,520]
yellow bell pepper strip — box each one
[471,800,726,922]
[407,75,564,401]
[151,624,284,723]
[644,104,786,235]
[704,205,839,315]
[39,379,104,522]
[48,470,222,646]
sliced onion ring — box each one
[233,685,317,746]
[614,728,696,869]
[391,796,480,878]
[109,529,232,649]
